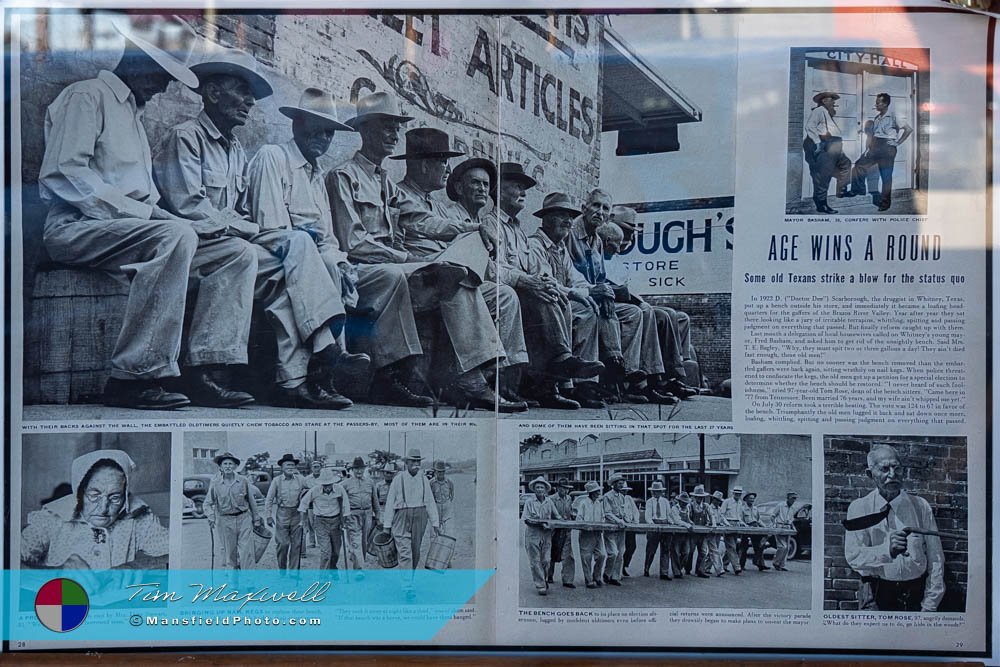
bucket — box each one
[425,534,457,571]
[372,531,398,569]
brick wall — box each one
[647,292,731,386]
[823,435,968,612]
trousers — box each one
[644,533,671,576]
[862,575,927,611]
[44,218,257,379]
[547,528,576,585]
[671,535,691,576]
[803,137,851,206]
[578,531,607,586]
[603,529,626,580]
[851,138,898,206]
[391,506,429,570]
[524,525,552,591]
[482,282,528,367]
[313,514,343,570]
[343,509,373,569]
[273,506,303,571]
[651,306,688,381]
[724,534,742,573]
[774,534,791,569]
[216,511,254,570]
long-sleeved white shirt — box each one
[805,105,843,144]
[844,489,946,612]
[382,470,439,529]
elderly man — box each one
[643,481,673,580]
[772,491,798,572]
[687,485,713,578]
[720,485,746,575]
[850,93,913,211]
[601,473,630,586]
[263,453,307,573]
[302,460,323,548]
[375,462,396,520]
[527,193,609,408]
[740,492,769,571]
[382,448,440,588]
[39,19,258,409]
[430,460,455,538]
[844,445,945,612]
[522,477,556,595]
[803,91,852,214]
[707,491,728,577]
[545,479,577,588]
[297,468,348,574]
[341,457,379,577]
[205,452,262,570]
[574,480,607,589]
[156,53,358,410]
[21,449,169,569]
[327,93,504,411]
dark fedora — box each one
[276,453,300,466]
[446,157,497,202]
[279,88,353,131]
[389,128,464,160]
[213,451,240,466]
[812,91,840,105]
[499,162,537,189]
[533,192,582,219]
[351,456,367,469]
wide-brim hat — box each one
[611,205,638,231]
[584,481,601,494]
[787,491,799,497]
[389,127,464,160]
[607,473,625,485]
[382,463,398,473]
[276,453,299,467]
[528,476,551,492]
[732,486,744,494]
[316,469,338,485]
[446,157,497,202]
[812,91,840,105]
[711,491,725,502]
[279,87,353,131]
[649,481,666,492]
[252,523,272,563]
[345,91,414,128]
[189,45,273,100]
[677,492,692,503]
[499,162,537,189]
[556,478,573,489]
[213,451,240,466]
[404,448,423,461]
[744,492,758,500]
[433,460,447,472]
[112,17,198,89]
[533,192,582,219]
[691,484,709,498]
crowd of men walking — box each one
[522,476,799,595]
[37,17,708,413]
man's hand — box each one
[478,219,498,255]
[267,517,275,528]
[590,283,614,300]
[338,261,359,291]
[889,530,909,558]
[226,217,260,239]
[431,525,440,537]
[190,219,230,239]
[568,288,600,313]
[151,205,185,221]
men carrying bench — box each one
[39,19,258,410]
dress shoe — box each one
[758,564,770,571]
[274,383,352,410]
[697,572,710,579]
[622,568,630,577]
[538,588,547,596]
[878,203,891,212]
[563,583,576,589]
[620,390,649,404]
[537,392,580,410]
[659,380,698,400]
[586,582,598,589]
[643,387,679,405]
[184,369,255,408]
[643,570,650,577]
[369,369,434,407]
[836,189,856,198]
[568,383,607,409]
[817,203,838,214]
[603,574,611,584]
[446,373,527,412]
[660,575,672,581]
[546,577,554,584]
[548,355,605,380]
[608,579,622,586]
[104,378,191,410]
[774,566,788,571]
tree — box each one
[243,452,270,471]
[369,449,402,468]
[519,434,548,454]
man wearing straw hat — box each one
[430,461,456,539]
[157,48,365,410]
[527,192,608,408]
[601,473,630,585]
[545,478,577,588]
[382,448,440,583]
[328,92,506,411]
[739,492,769,571]
[772,491,798,572]
[297,467,348,574]
[643,481,673,579]
[687,484,713,578]
[707,490,728,577]
[205,452,263,570]
[721,485,747,575]
[803,91,852,214]
[341,457,380,577]
[521,477,556,595]
[844,445,945,611]
[574,480,607,589]
[671,491,694,578]
[302,460,324,548]
[263,453,308,573]
[39,17,259,410]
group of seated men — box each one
[37,19,703,411]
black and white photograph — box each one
[181,429,477,576]
[12,10,731,422]
[785,47,929,217]
[824,434,968,613]
[516,432,811,609]
[18,432,172,571]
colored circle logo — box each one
[34,578,89,632]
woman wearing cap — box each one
[522,477,556,595]
[803,91,852,214]
[205,452,263,570]
[21,449,169,570]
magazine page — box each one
[5,9,499,649]
[493,5,991,658]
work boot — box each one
[104,378,190,410]
[547,355,605,381]
[537,391,580,410]
[183,368,255,408]
[566,382,607,409]
[369,362,434,408]
[446,370,527,413]
[273,383,352,410]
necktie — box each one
[842,503,891,531]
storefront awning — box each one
[601,25,702,154]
